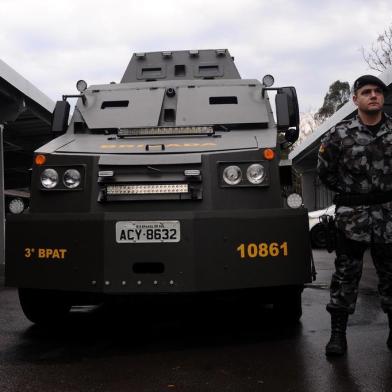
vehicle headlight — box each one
[246,164,265,184]
[63,169,81,188]
[287,193,303,208]
[223,165,242,185]
[8,198,25,214]
[40,168,59,189]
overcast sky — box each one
[1,0,391,112]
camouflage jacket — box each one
[317,113,392,243]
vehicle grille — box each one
[98,166,202,202]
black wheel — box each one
[273,286,303,323]
[18,288,72,325]
[310,223,327,248]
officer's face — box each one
[353,84,384,114]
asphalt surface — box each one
[0,251,391,392]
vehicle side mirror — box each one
[276,92,290,130]
[285,127,299,143]
[281,87,300,129]
[275,86,300,143]
[52,100,70,134]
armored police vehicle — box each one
[6,49,312,324]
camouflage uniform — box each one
[318,113,392,314]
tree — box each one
[362,26,392,72]
[314,80,350,123]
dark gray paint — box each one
[53,133,259,154]
[176,85,268,126]
[6,209,310,292]
[121,49,241,82]
[80,88,165,129]
[6,49,311,298]
[77,82,268,130]
[99,153,202,166]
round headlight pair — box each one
[40,168,81,189]
[223,164,265,185]
[246,164,265,184]
[223,165,242,185]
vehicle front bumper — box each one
[6,208,312,293]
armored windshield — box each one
[77,82,269,131]
[176,85,268,126]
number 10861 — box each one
[236,242,288,259]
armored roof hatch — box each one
[121,49,241,83]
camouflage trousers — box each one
[327,230,392,314]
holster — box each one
[320,214,337,253]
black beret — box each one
[353,74,387,93]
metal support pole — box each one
[0,124,4,266]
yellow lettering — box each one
[28,247,68,260]
[237,244,245,258]
[118,144,135,148]
[166,144,181,148]
[269,242,279,257]
[258,243,268,257]
[236,242,289,259]
[247,243,258,258]
[100,142,216,150]
[280,242,288,256]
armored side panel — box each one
[121,49,241,82]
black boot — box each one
[326,311,348,356]
[387,313,392,350]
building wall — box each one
[315,176,335,210]
[300,171,316,211]
[299,170,334,211]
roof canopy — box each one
[0,59,55,189]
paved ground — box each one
[0,251,391,392]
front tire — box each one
[18,288,72,325]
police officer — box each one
[318,74,392,356]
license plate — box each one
[116,221,181,243]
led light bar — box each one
[106,184,189,195]
[118,126,214,137]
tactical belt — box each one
[334,190,392,206]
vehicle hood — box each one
[49,131,275,155]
